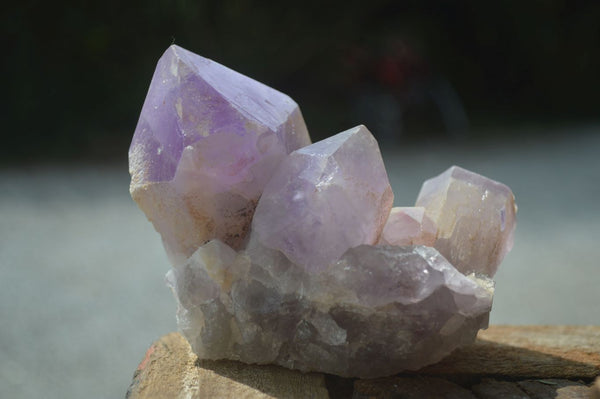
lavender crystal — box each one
[251,125,393,272]
[129,45,517,378]
[129,45,310,264]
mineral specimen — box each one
[130,45,517,379]
[129,45,310,264]
[416,166,517,277]
[167,241,493,377]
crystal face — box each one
[416,166,517,277]
[251,125,393,272]
[129,46,517,379]
[378,207,437,247]
[129,45,310,264]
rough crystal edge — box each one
[166,240,495,378]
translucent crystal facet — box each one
[129,45,310,264]
[416,166,517,277]
[250,125,393,272]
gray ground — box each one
[1,125,599,398]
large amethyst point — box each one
[129,45,310,264]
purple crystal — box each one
[250,125,393,272]
[416,166,517,277]
[129,45,310,264]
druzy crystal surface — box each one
[129,45,310,264]
[130,46,517,378]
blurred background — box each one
[1,1,599,398]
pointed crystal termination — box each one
[250,125,394,272]
[167,240,494,378]
[416,166,517,277]
[378,207,437,246]
[129,45,311,264]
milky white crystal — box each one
[416,166,517,277]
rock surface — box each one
[592,377,600,399]
[420,325,600,379]
[126,332,329,399]
[127,326,600,399]
[378,206,436,246]
[353,376,478,399]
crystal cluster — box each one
[130,45,517,378]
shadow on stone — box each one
[127,327,600,398]
[196,358,329,398]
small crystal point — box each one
[250,125,394,272]
[130,48,518,379]
[129,45,311,264]
[416,166,517,277]
[169,241,494,377]
[378,206,437,246]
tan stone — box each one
[126,332,329,399]
[422,325,600,379]
[128,326,600,398]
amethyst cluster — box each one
[129,45,517,378]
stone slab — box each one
[127,325,600,398]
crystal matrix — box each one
[130,45,517,379]
[251,125,393,272]
[167,240,493,377]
